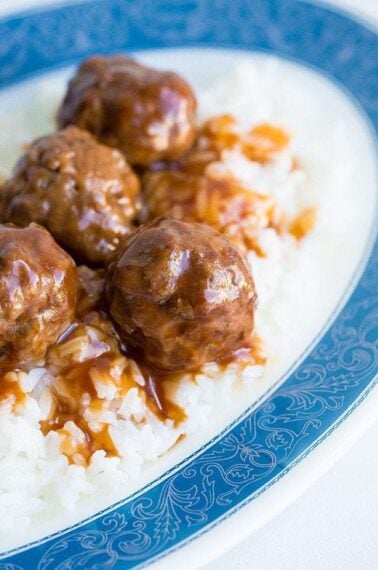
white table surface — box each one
[1,1,377,569]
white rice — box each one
[0,51,375,550]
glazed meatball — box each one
[105,218,256,372]
[1,126,140,266]
[0,223,77,368]
[57,55,197,166]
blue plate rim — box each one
[1,0,376,35]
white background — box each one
[1,1,377,569]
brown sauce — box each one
[242,123,290,163]
[76,266,105,316]
[0,369,26,409]
[242,235,266,258]
[118,342,188,427]
[58,423,117,467]
[40,354,121,465]
[41,317,188,464]
[1,320,266,466]
[143,368,187,427]
[181,116,291,173]
[290,207,317,239]
[144,116,301,253]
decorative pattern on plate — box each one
[0,0,377,568]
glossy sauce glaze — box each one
[105,218,257,372]
[143,115,315,254]
[57,55,198,167]
[0,223,77,368]
[140,367,187,427]
[0,264,263,465]
[0,369,26,409]
[43,323,263,465]
[1,127,141,266]
[39,267,213,464]
[290,207,317,239]
[41,354,127,465]
[149,115,291,174]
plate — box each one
[0,1,377,568]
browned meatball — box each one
[105,218,256,372]
[0,223,77,368]
[1,126,140,266]
[57,55,197,166]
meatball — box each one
[0,223,77,368]
[1,126,140,266]
[105,218,256,372]
[57,55,197,166]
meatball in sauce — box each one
[57,55,197,166]
[105,218,256,373]
[1,126,140,266]
[0,223,77,368]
